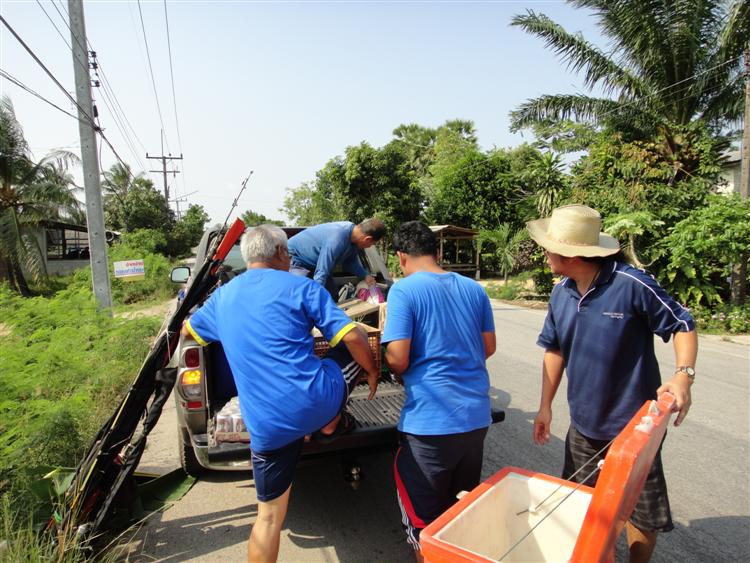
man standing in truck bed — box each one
[183,225,379,563]
[288,218,386,300]
[383,221,496,561]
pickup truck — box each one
[170,225,505,481]
[170,225,404,478]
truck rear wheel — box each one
[179,428,205,477]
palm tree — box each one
[523,152,568,217]
[478,224,528,282]
[510,1,749,152]
[0,97,80,295]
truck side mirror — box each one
[171,266,191,283]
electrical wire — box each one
[0,14,134,182]
[163,0,188,197]
[37,2,147,174]
[136,0,172,156]
[0,68,85,124]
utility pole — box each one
[740,49,749,200]
[147,132,182,202]
[170,190,197,220]
[68,0,112,311]
[732,49,749,304]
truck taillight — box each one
[184,347,200,368]
[180,370,203,398]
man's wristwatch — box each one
[675,366,696,382]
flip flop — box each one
[314,410,356,444]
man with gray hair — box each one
[183,224,379,562]
[288,218,386,299]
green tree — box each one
[428,149,520,231]
[0,97,80,295]
[658,194,750,306]
[241,209,284,227]
[510,1,748,160]
[282,179,338,226]
[478,224,528,281]
[523,152,569,217]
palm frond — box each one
[510,94,641,131]
[510,11,648,97]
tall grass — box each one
[0,284,161,525]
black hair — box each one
[392,221,437,257]
[581,250,629,265]
[358,218,386,241]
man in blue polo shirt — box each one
[183,225,379,562]
[383,221,496,558]
[527,205,697,563]
[288,218,386,299]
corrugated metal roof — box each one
[429,224,478,236]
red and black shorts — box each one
[394,427,488,550]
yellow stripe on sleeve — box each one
[329,322,357,348]
[185,319,209,346]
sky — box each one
[0,1,606,224]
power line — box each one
[0,68,84,124]
[0,14,133,182]
[36,1,147,174]
[163,0,188,196]
[136,0,172,156]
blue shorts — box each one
[394,427,488,550]
[251,345,362,502]
[251,437,305,502]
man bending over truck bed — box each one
[182,224,379,563]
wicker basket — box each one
[313,325,381,373]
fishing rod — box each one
[221,171,253,233]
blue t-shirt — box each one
[382,271,495,435]
[537,260,695,440]
[287,221,368,285]
[186,268,356,452]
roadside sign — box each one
[114,259,145,281]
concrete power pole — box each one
[68,0,112,311]
[741,50,749,200]
[732,49,749,304]
[147,150,182,203]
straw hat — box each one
[526,204,620,258]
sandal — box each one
[314,410,356,444]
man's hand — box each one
[657,372,692,427]
[533,406,552,445]
[364,274,376,286]
[365,369,379,400]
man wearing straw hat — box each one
[527,204,697,563]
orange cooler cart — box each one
[421,393,676,563]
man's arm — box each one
[533,349,565,445]
[313,238,343,286]
[385,339,411,381]
[483,331,496,359]
[341,327,379,400]
[657,329,697,427]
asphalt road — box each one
[132,301,750,562]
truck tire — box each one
[178,428,205,477]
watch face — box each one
[685,367,695,376]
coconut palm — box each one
[0,97,80,295]
[510,1,749,147]
[478,224,528,282]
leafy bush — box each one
[690,303,750,334]
[657,194,750,306]
[70,230,177,305]
[0,285,161,517]
[485,280,524,300]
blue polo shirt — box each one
[287,221,368,286]
[383,272,495,435]
[537,260,695,440]
[185,268,356,452]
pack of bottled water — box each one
[212,396,250,444]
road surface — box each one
[132,301,750,562]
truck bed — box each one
[203,381,405,464]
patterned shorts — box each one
[563,425,674,533]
